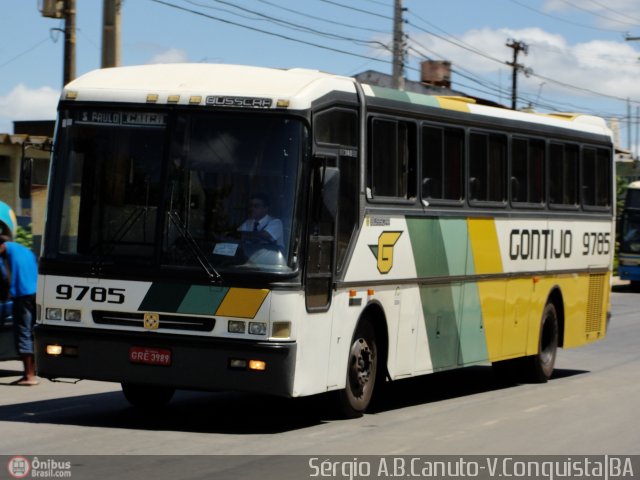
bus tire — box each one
[522,302,559,383]
[121,383,175,409]
[337,320,378,418]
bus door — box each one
[305,107,360,311]
[305,152,338,312]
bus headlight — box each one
[45,308,62,321]
[248,322,267,335]
[64,309,82,322]
[228,320,245,334]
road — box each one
[0,285,638,476]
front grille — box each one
[585,273,605,334]
[92,311,215,332]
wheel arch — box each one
[359,301,389,381]
[547,286,565,348]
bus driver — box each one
[237,194,284,249]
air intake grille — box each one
[92,311,215,332]
[586,274,605,333]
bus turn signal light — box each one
[248,360,266,371]
[46,344,62,356]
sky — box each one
[1,0,640,152]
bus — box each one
[618,181,640,288]
[33,64,613,417]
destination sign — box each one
[76,111,167,127]
[205,96,273,109]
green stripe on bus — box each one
[407,217,488,367]
[440,218,472,276]
[406,217,450,277]
[368,85,440,108]
[368,85,412,103]
[420,284,461,371]
[458,282,488,364]
[177,285,229,315]
[139,283,191,312]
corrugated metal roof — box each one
[0,134,51,146]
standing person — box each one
[0,237,38,386]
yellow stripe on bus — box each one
[467,218,503,274]
[215,288,269,319]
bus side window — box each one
[421,125,464,203]
[469,132,506,204]
[549,143,579,208]
[511,137,544,206]
[582,147,611,208]
[369,117,416,200]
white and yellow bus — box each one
[34,64,613,417]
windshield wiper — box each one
[89,206,148,276]
[167,210,222,284]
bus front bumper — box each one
[35,324,296,397]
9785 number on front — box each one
[55,284,126,304]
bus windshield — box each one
[52,107,305,275]
[621,210,640,254]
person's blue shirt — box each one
[4,242,37,297]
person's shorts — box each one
[13,295,35,355]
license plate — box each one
[129,346,171,366]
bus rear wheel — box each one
[121,383,175,409]
[337,320,378,418]
[523,302,559,383]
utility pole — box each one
[391,0,405,90]
[506,39,528,110]
[102,0,122,68]
[626,35,639,158]
[63,0,76,85]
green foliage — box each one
[15,224,33,249]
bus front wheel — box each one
[121,383,175,409]
[337,320,378,418]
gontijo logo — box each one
[369,231,403,274]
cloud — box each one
[407,27,640,105]
[0,84,59,133]
[147,48,188,64]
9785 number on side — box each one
[55,284,126,304]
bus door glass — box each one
[306,108,359,311]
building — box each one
[0,120,54,252]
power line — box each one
[183,0,391,49]
[317,0,393,21]
[151,0,391,64]
[553,0,640,28]
[0,37,51,69]
[254,0,388,34]
[508,0,627,34]
[360,0,391,8]
[584,0,640,25]
[406,19,506,66]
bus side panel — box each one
[287,290,334,397]
[561,273,609,348]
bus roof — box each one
[62,63,612,140]
[62,63,357,110]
